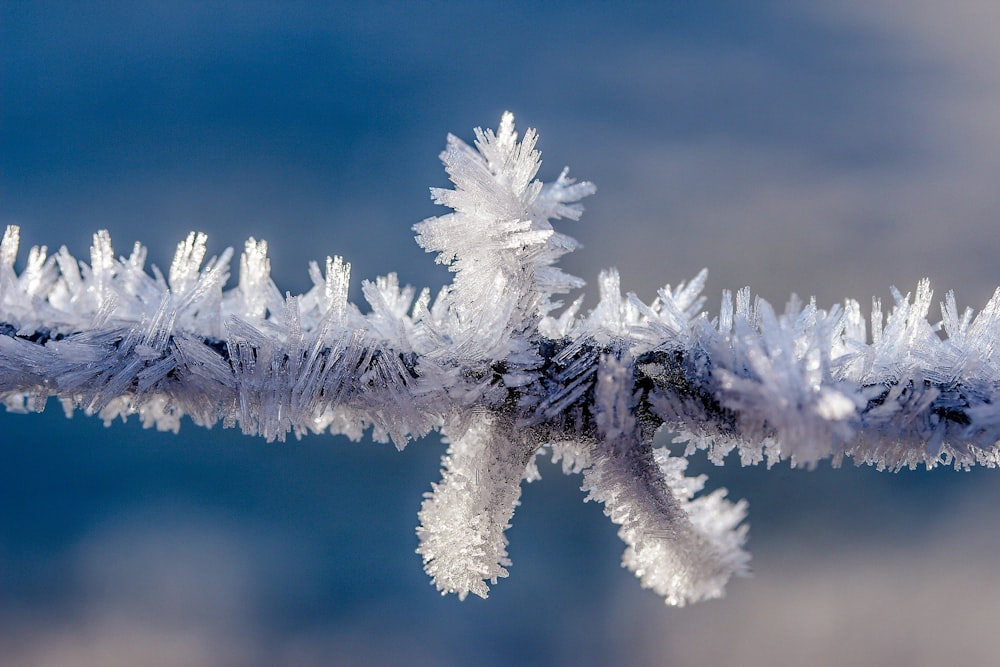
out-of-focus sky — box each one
[3,2,1000,665]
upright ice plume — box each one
[2,113,999,605]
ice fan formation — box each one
[4,113,1000,606]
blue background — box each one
[4,3,1000,665]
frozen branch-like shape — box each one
[416,413,535,600]
[2,113,998,605]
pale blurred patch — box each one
[609,486,1000,667]
[1,509,307,667]
[7,489,1000,667]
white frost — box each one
[2,113,998,605]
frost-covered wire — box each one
[2,113,999,606]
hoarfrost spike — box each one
[1,113,998,605]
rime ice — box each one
[2,114,998,606]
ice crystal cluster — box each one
[3,113,1000,606]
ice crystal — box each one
[3,113,999,605]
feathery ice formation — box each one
[2,113,999,605]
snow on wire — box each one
[2,113,999,606]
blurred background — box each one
[3,2,1000,665]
